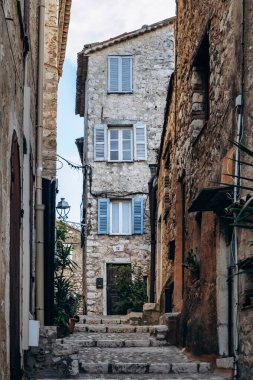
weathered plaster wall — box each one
[84,24,174,314]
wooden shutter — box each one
[98,198,109,234]
[94,124,106,161]
[134,123,147,160]
[122,56,132,92]
[108,56,119,92]
[132,198,143,234]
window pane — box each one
[122,202,130,234]
[122,129,131,140]
[111,140,118,150]
[112,203,119,233]
[110,151,119,160]
[110,130,118,139]
[110,130,119,160]
[123,150,131,160]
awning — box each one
[189,186,233,213]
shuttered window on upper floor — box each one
[108,56,133,93]
[98,198,144,235]
[94,123,147,162]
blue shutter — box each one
[108,56,119,92]
[94,124,106,161]
[98,198,109,234]
[134,123,147,160]
[122,56,132,92]
[132,198,143,234]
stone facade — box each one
[76,19,174,315]
[43,0,71,180]
[0,0,71,377]
[64,224,84,314]
[156,0,253,377]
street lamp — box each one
[56,197,70,221]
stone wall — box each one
[0,1,40,377]
[157,0,253,361]
[64,225,84,314]
[82,22,174,314]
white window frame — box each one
[110,200,132,235]
[108,127,133,162]
[108,55,133,93]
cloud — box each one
[66,0,176,64]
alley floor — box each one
[31,316,231,380]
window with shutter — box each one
[110,200,131,235]
[132,198,144,234]
[108,56,132,93]
[94,124,106,161]
[108,127,133,161]
[134,123,147,160]
[98,198,109,234]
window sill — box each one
[107,91,133,95]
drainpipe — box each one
[35,0,45,325]
[149,177,156,303]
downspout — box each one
[35,0,45,325]
[149,177,156,303]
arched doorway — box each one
[10,132,21,379]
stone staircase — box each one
[29,315,230,379]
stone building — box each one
[75,19,174,315]
[155,0,253,378]
[0,0,71,378]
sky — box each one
[56,0,176,223]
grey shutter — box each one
[122,56,132,92]
[134,122,147,160]
[132,198,144,234]
[94,124,106,161]
[108,56,119,92]
[98,198,109,234]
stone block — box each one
[86,324,107,333]
[171,362,198,373]
[111,363,147,374]
[216,357,233,369]
[124,339,150,347]
[97,339,124,348]
[101,318,121,324]
[107,325,135,333]
[198,362,212,373]
[143,303,157,311]
[80,362,108,373]
[149,363,170,373]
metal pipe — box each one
[35,0,45,325]
[149,178,156,303]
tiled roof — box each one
[81,17,175,55]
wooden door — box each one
[106,263,131,315]
[10,132,21,379]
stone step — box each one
[79,361,212,375]
[54,338,168,351]
[75,324,153,334]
